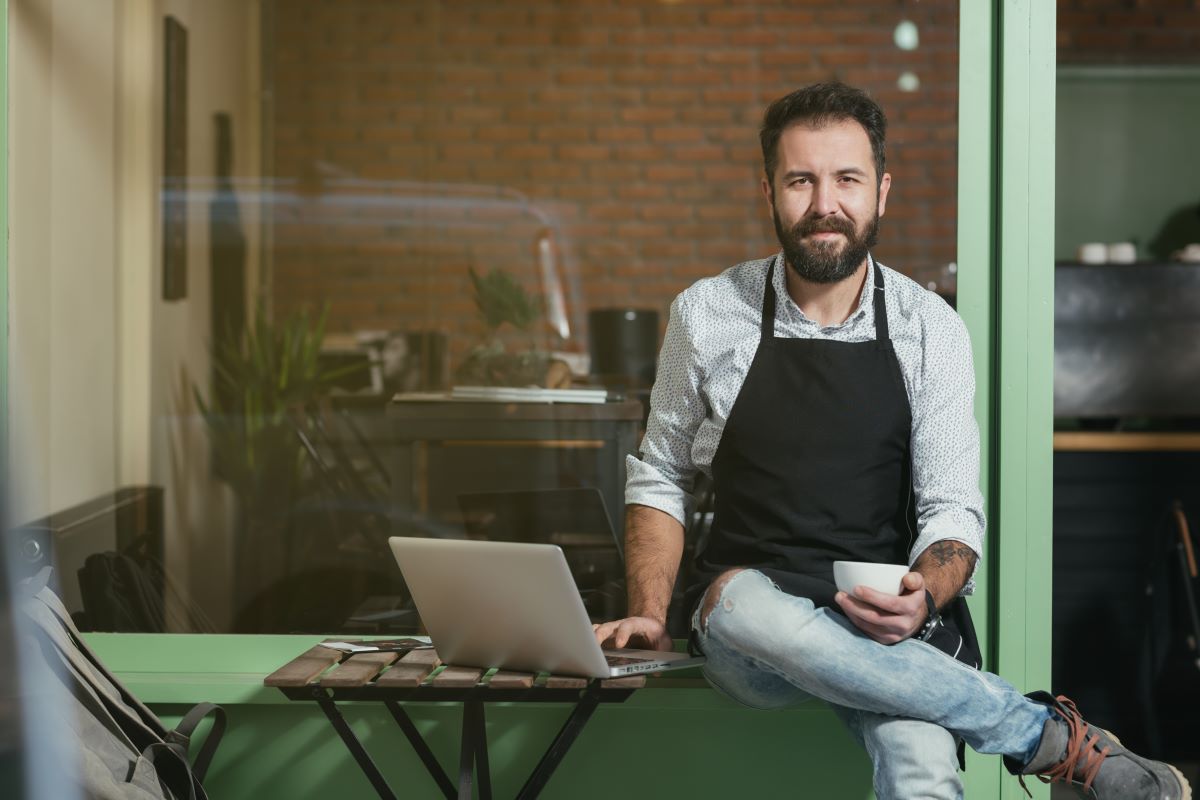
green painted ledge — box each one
[86,633,1017,799]
[87,634,885,799]
[85,633,761,708]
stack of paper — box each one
[450,385,609,404]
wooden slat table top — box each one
[265,645,648,692]
[320,652,399,688]
[375,648,441,688]
[431,665,484,687]
[599,675,646,689]
[487,670,536,689]
[263,645,342,688]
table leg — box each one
[471,701,492,800]
[385,701,455,799]
[314,692,398,800]
[456,700,480,800]
[516,687,602,800]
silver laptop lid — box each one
[388,537,611,678]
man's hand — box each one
[592,616,673,652]
[834,571,928,645]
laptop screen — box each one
[453,488,625,620]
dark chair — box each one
[1139,500,1200,759]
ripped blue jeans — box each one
[692,570,1051,800]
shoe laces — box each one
[1019,695,1111,797]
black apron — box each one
[688,257,980,668]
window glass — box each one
[8,0,959,635]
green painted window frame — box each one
[1,1,1054,796]
[1,0,8,470]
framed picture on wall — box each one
[162,15,188,301]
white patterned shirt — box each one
[626,253,985,593]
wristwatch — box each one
[918,589,942,642]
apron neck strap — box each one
[761,259,778,341]
[761,256,889,342]
[871,259,889,341]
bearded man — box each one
[593,83,1189,800]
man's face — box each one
[763,120,891,285]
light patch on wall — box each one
[894,19,919,51]
[898,71,921,93]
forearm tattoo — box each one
[924,540,978,570]
[915,541,978,609]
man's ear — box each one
[761,175,775,214]
[877,172,892,218]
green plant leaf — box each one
[469,267,540,332]
[191,299,364,514]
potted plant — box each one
[194,302,361,631]
[454,267,570,388]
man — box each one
[593,83,1190,800]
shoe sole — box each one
[1102,729,1193,800]
[1166,763,1193,800]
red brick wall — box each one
[1058,0,1200,63]
[266,0,960,358]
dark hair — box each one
[760,82,888,186]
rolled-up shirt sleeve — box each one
[625,294,707,527]
[906,299,987,595]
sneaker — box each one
[1010,692,1191,799]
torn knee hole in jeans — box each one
[700,568,745,633]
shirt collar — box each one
[773,252,875,330]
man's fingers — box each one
[838,592,884,625]
[853,585,921,614]
[902,571,925,592]
[593,617,668,650]
[592,620,621,645]
[838,591,909,626]
[614,622,632,649]
[836,592,918,643]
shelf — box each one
[1053,432,1200,452]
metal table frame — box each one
[279,681,637,799]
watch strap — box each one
[919,588,942,642]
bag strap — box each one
[1173,501,1199,579]
[31,579,168,735]
[18,565,53,598]
[164,702,227,782]
[139,741,203,800]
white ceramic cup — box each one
[832,561,911,597]
[1077,242,1107,264]
[1106,242,1136,264]
[1177,243,1200,263]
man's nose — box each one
[811,182,839,216]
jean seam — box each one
[911,637,981,674]
[700,664,796,712]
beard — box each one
[773,206,880,285]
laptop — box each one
[388,537,704,679]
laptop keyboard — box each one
[604,654,653,666]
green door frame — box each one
[958,0,1056,796]
[0,1,1054,797]
[1,0,8,474]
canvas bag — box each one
[17,568,225,799]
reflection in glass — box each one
[8,1,962,635]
